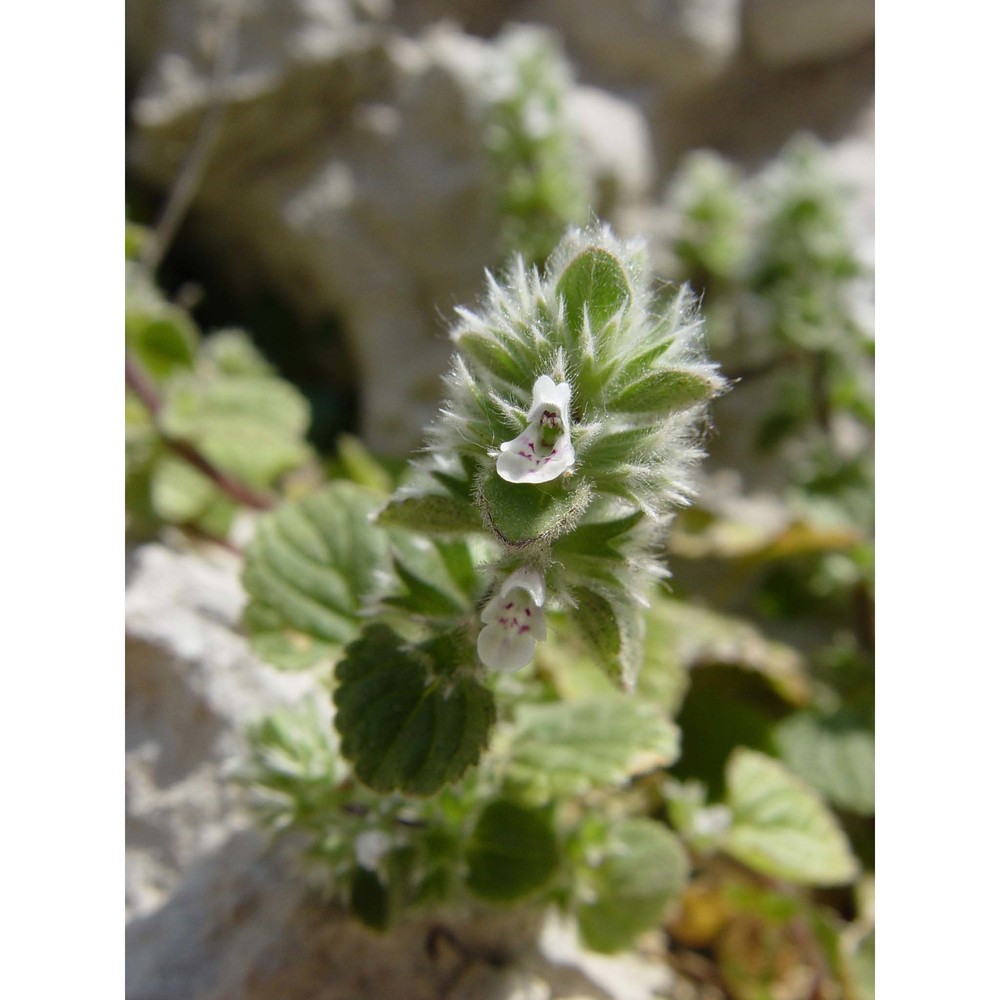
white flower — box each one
[477,566,547,672]
[496,375,575,484]
[354,829,393,871]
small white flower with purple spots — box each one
[496,375,575,484]
[477,566,547,672]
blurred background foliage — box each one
[126,4,873,998]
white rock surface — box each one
[744,0,875,68]
[567,86,655,210]
[524,0,743,89]
[125,541,317,921]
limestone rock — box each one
[744,0,875,68]
[567,86,655,211]
[125,540,316,921]
[523,0,743,90]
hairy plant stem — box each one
[126,351,275,511]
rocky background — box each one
[125,2,873,996]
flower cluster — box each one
[385,224,725,686]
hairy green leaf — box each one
[456,332,528,386]
[160,374,312,487]
[378,494,484,534]
[566,586,645,692]
[125,265,198,380]
[577,819,689,953]
[723,749,859,886]
[650,597,811,706]
[242,483,392,669]
[774,709,875,815]
[334,433,395,494]
[479,469,592,546]
[551,509,643,561]
[383,533,486,620]
[334,625,496,795]
[201,329,276,377]
[465,800,559,902]
[556,245,632,338]
[149,453,217,523]
[609,368,717,414]
[503,697,679,802]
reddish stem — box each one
[126,352,275,511]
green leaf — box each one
[149,453,217,523]
[609,368,717,413]
[384,534,487,621]
[335,433,394,494]
[774,709,875,815]
[383,556,469,618]
[556,245,632,338]
[723,749,859,887]
[127,315,200,380]
[465,800,559,902]
[125,264,199,379]
[455,332,527,386]
[125,220,149,261]
[503,696,679,802]
[377,494,484,534]
[575,425,663,469]
[635,592,691,717]
[334,625,496,795]
[577,818,689,953]
[478,469,592,546]
[160,374,312,487]
[201,329,275,377]
[566,586,644,692]
[551,509,643,561]
[242,483,392,669]
[844,929,875,1000]
[649,597,811,706]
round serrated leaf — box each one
[160,374,312,487]
[334,625,496,795]
[125,265,198,379]
[465,800,559,902]
[723,749,859,887]
[126,314,199,379]
[774,709,874,815]
[242,483,392,669]
[504,696,680,802]
[555,245,632,338]
[577,818,689,953]
[149,453,217,523]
